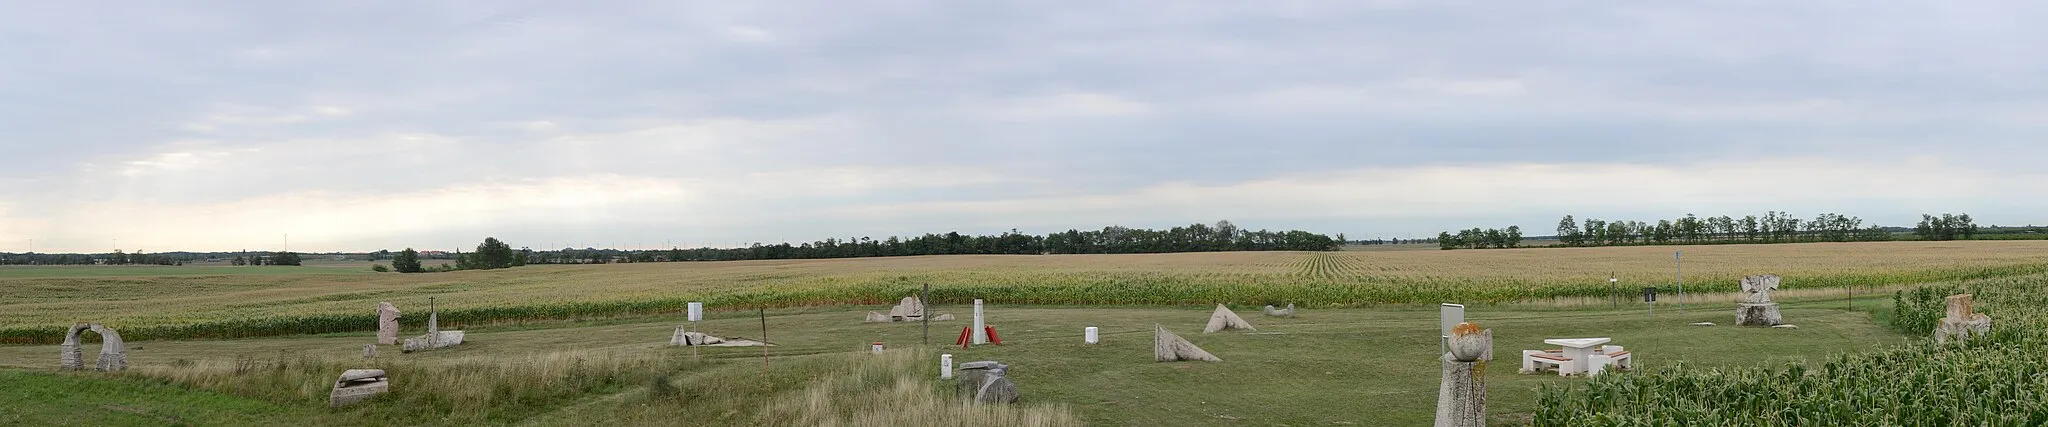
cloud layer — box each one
[4,1,2046,252]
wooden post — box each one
[759,308,769,374]
[922,283,931,345]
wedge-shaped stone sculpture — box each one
[1203,304,1256,333]
[1263,303,1296,317]
[330,369,389,407]
[1735,274,1784,327]
[1935,294,1992,344]
[1154,325,1221,362]
[865,311,891,323]
[60,323,126,372]
[377,302,401,345]
[932,313,956,321]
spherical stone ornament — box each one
[1447,322,1490,362]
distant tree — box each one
[231,256,247,266]
[1557,215,1581,247]
[270,252,302,266]
[392,248,423,273]
[1506,226,1523,248]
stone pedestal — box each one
[1736,303,1782,327]
[1434,322,1490,427]
[330,369,390,407]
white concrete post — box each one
[1084,326,1099,344]
[940,354,954,379]
[971,299,988,344]
[871,341,884,354]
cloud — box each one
[4,1,2048,251]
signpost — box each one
[687,302,703,360]
[1440,303,1465,356]
[1609,275,1619,309]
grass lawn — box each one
[0,295,1907,425]
[0,369,316,426]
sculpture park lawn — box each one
[0,296,1906,425]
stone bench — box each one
[1522,351,1571,375]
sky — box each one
[3,1,2046,253]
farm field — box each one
[3,241,2045,344]
[0,298,1905,425]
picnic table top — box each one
[1543,337,1612,348]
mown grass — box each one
[3,241,2042,344]
[0,298,1905,425]
[0,369,314,425]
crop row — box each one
[1535,272,2048,425]
[7,263,2046,345]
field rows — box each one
[2,241,2045,343]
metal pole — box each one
[1610,275,1618,309]
[1675,251,1685,312]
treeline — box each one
[1548,211,1894,248]
[1437,211,1994,250]
[1914,213,1979,241]
[0,250,188,266]
[382,237,525,273]
[1437,226,1523,250]
[523,221,1339,263]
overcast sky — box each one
[4,1,2046,253]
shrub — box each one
[371,264,390,273]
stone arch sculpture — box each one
[60,323,127,372]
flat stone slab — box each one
[960,361,1001,370]
[337,369,387,382]
[1690,322,1717,326]
[1772,324,1799,329]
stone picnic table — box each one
[1542,337,1611,375]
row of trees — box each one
[1438,226,1523,250]
[520,221,1339,263]
[1914,213,1979,241]
[231,251,301,266]
[0,250,185,265]
[1550,211,1893,248]
[385,237,525,273]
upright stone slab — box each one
[972,299,988,344]
[59,323,88,371]
[1434,322,1490,427]
[363,344,377,359]
[1935,294,1993,344]
[888,296,925,321]
[377,302,401,346]
[1735,274,1784,327]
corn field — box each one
[1535,273,2048,426]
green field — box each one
[1,241,2042,425]
[0,299,1903,425]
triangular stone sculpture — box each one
[864,311,890,323]
[1155,325,1221,362]
[1203,304,1256,333]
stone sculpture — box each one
[1434,322,1491,427]
[671,329,725,346]
[1934,294,1993,344]
[401,308,465,352]
[1154,325,1221,362]
[864,311,891,323]
[932,313,956,321]
[363,344,377,359]
[60,323,126,372]
[1262,303,1296,317]
[1203,304,1256,333]
[888,296,925,321]
[1735,274,1784,327]
[329,369,390,407]
[956,361,1018,404]
[377,302,401,346]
